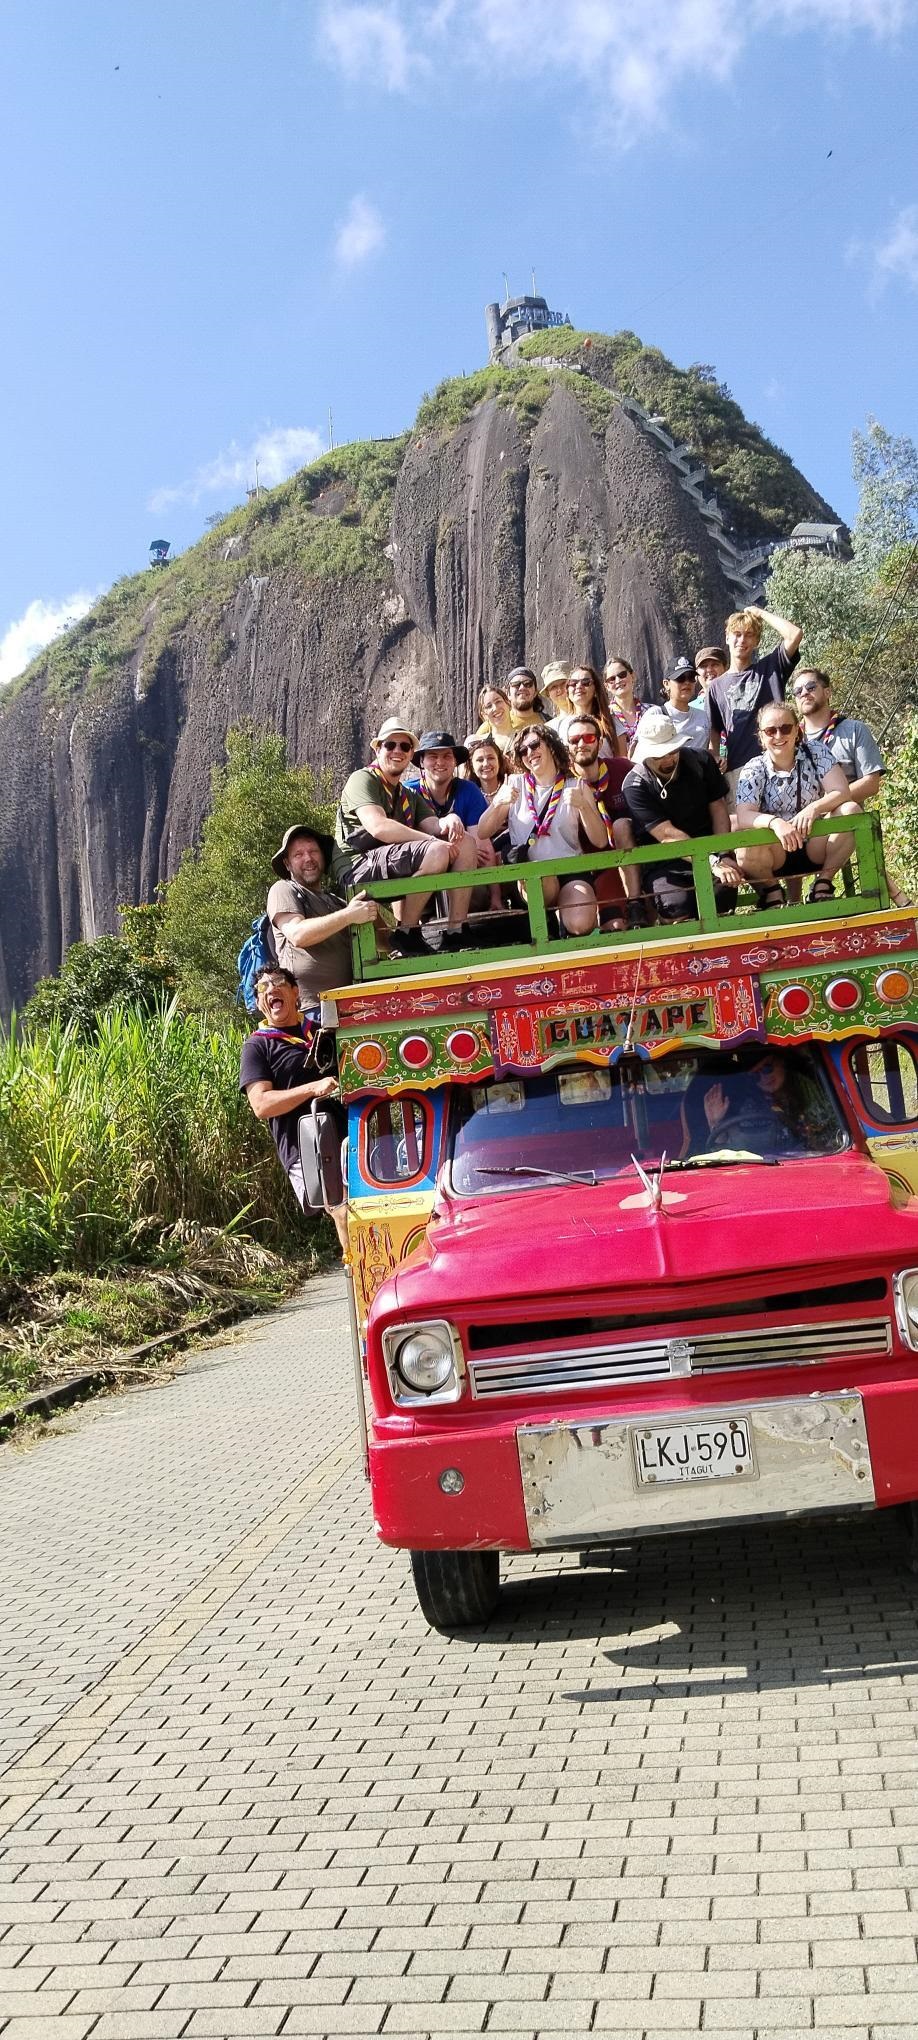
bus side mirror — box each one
[297,1102,346,1211]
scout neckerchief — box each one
[589,762,620,847]
[616,700,646,750]
[420,770,456,819]
[809,709,844,743]
[257,1018,318,1050]
[524,770,565,835]
[369,764,414,825]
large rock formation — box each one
[0,343,833,1012]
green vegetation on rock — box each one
[519,328,834,540]
[10,434,410,704]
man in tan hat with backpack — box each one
[334,717,478,960]
[267,823,377,1015]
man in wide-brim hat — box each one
[623,708,741,923]
[334,717,478,960]
[267,822,377,1013]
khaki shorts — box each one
[347,842,433,885]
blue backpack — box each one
[237,912,278,1012]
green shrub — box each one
[0,1001,307,1280]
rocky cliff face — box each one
[0,352,829,1012]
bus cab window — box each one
[849,1040,918,1126]
[363,1097,430,1186]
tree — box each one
[23,935,173,1035]
[160,724,335,1012]
[852,417,918,566]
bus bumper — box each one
[369,1379,918,1552]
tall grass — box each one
[0,1001,304,1279]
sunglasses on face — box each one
[792,682,820,697]
[568,732,598,745]
[762,723,795,737]
[520,739,543,757]
[380,739,413,753]
[607,671,630,682]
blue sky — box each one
[2,0,917,681]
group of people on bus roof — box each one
[239,600,900,1227]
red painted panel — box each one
[863,1380,918,1503]
[369,1426,531,1550]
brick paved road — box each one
[2,1273,918,2039]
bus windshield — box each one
[448,1047,849,1197]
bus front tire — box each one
[409,1549,500,1630]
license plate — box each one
[633,1416,755,1486]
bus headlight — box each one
[383,1321,462,1403]
[893,1270,918,1350]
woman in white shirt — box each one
[478,723,607,935]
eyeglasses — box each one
[762,722,795,737]
[569,678,593,689]
[568,732,598,745]
[792,682,821,697]
[607,670,630,682]
[509,679,535,691]
[380,739,413,753]
[519,739,543,757]
[669,676,694,686]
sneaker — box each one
[389,927,432,960]
[442,927,475,953]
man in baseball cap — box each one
[662,655,711,755]
[334,717,478,959]
[623,709,740,922]
[267,824,376,1014]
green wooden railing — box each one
[348,813,890,981]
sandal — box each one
[806,876,836,904]
[755,883,786,910]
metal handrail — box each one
[348,812,890,981]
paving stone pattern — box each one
[2,1272,918,2038]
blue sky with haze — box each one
[2,0,917,681]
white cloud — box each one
[869,203,918,290]
[0,590,96,687]
[319,3,421,89]
[334,194,387,270]
[319,0,914,120]
[149,424,324,514]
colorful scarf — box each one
[616,700,647,751]
[369,765,415,826]
[420,771,455,819]
[524,771,566,836]
[590,763,622,847]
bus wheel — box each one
[409,1549,500,1630]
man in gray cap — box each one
[268,824,376,1014]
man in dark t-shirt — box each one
[239,966,346,1247]
[623,709,741,921]
[707,604,803,791]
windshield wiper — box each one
[477,1165,598,1186]
[669,1150,779,1169]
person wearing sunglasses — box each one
[602,657,648,757]
[662,655,711,754]
[334,718,478,959]
[566,715,647,930]
[733,704,861,907]
[791,668,912,909]
[557,666,617,755]
[477,722,606,935]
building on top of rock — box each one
[776,520,853,561]
[486,292,572,364]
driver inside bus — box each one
[684,1052,826,1158]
